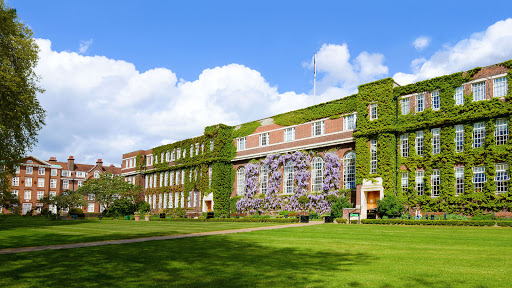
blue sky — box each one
[8,0,512,165]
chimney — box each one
[110,164,115,167]
[67,156,75,171]
[96,159,103,169]
[48,157,57,163]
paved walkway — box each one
[0,221,323,255]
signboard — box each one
[350,213,359,217]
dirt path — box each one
[0,221,324,255]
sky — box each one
[7,0,512,166]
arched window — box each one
[237,167,245,195]
[343,151,356,189]
[284,160,294,194]
[260,164,269,194]
[312,157,324,191]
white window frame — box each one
[473,166,486,191]
[284,127,295,142]
[472,81,486,101]
[260,165,268,194]
[415,170,424,196]
[431,91,440,110]
[12,177,19,186]
[431,128,440,155]
[38,178,44,188]
[400,134,409,158]
[415,131,424,156]
[416,94,425,113]
[24,190,31,200]
[312,120,325,137]
[94,171,100,179]
[401,97,410,115]
[369,103,378,120]
[343,113,356,131]
[237,137,246,151]
[37,191,44,201]
[50,179,57,188]
[370,140,377,174]
[259,133,269,146]
[311,157,324,192]
[431,169,440,197]
[455,124,464,152]
[495,118,508,145]
[38,167,45,175]
[284,160,294,194]
[493,77,507,98]
[401,172,408,192]
[25,177,32,187]
[343,151,356,189]
[236,167,245,195]
[26,166,33,175]
[51,169,57,176]
[455,167,464,196]
[63,179,69,189]
[495,163,509,194]
[88,203,95,213]
[473,122,485,148]
[454,86,464,105]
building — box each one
[123,60,512,218]
[0,156,121,215]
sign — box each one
[350,213,359,217]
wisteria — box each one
[235,150,344,215]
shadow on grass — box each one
[0,235,372,288]
[0,215,95,231]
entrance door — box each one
[22,203,32,215]
[205,201,212,212]
[366,191,379,210]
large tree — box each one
[77,173,143,211]
[0,1,46,196]
[40,189,86,217]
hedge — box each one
[361,219,497,226]
[335,218,347,224]
[147,217,299,223]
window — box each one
[12,177,19,186]
[431,169,440,197]
[182,148,186,159]
[24,191,31,200]
[454,86,464,105]
[493,77,507,97]
[343,113,356,131]
[236,167,245,195]
[343,152,356,189]
[176,149,181,160]
[284,160,294,194]
[473,166,486,191]
[164,172,169,186]
[171,149,175,161]
[311,157,324,192]
[94,171,100,179]
[369,103,378,120]
[11,190,18,198]
[161,173,164,187]
[63,179,69,189]
[190,145,194,157]
[88,203,95,213]
[370,140,377,174]
[401,172,408,192]
[208,165,212,188]
[400,134,409,158]
[62,170,70,177]
[181,170,185,185]
[312,120,325,136]
[455,167,464,196]
[176,171,180,186]
[76,171,85,178]
[415,170,424,196]
[472,82,486,101]
[196,143,200,155]
[170,171,174,186]
[401,98,410,115]
[416,94,425,112]
[210,139,214,152]
[25,177,32,187]
[415,131,424,156]
[78,181,83,188]
[26,166,33,174]
[455,125,464,152]
[495,118,508,145]
[473,122,485,148]
[166,151,170,162]
[495,163,509,194]
[37,178,44,188]
[431,91,440,110]
[37,167,45,175]
[237,137,246,151]
[37,191,44,201]
[50,179,56,188]
[15,166,20,174]
[51,169,57,176]
[259,133,269,146]
[284,127,295,142]
[260,165,268,194]
[431,128,440,154]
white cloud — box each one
[79,39,93,54]
[32,40,387,166]
[395,18,512,85]
[413,36,431,51]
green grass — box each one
[0,216,280,249]
[1,224,511,287]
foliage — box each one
[78,172,142,210]
[69,207,84,216]
[232,121,261,138]
[335,218,347,224]
[0,190,20,213]
[105,198,136,217]
[331,196,351,218]
[136,201,150,213]
[40,189,86,216]
[361,219,497,226]
[376,194,405,218]
[0,1,46,200]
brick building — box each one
[1,156,120,214]
[123,61,512,218]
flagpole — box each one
[313,53,317,100]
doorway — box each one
[205,200,212,212]
[366,191,379,210]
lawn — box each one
[0,216,280,249]
[1,224,511,287]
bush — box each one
[40,208,51,217]
[376,194,405,218]
[335,218,347,224]
[69,207,84,216]
[331,196,351,218]
[106,198,136,217]
[497,221,512,227]
[136,201,150,213]
[298,195,310,205]
[361,219,497,226]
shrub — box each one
[331,196,351,218]
[497,221,512,227]
[361,219,497,226]
[136,201,150,213]
[106,199,136,217]
[298,195,310,205]
[325,194,338,203]
[376,194,405,218]
[230,196,242,214]
[69,207,84,216]
[40,208,51,217]
[335,218,347,224]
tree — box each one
[331,196,352,218]
[77,173,142,211]
[0,1,46,204]
[0,190,20,213]
[40,190,86,218]
[376,194,405,218]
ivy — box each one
[232,121,261,139]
